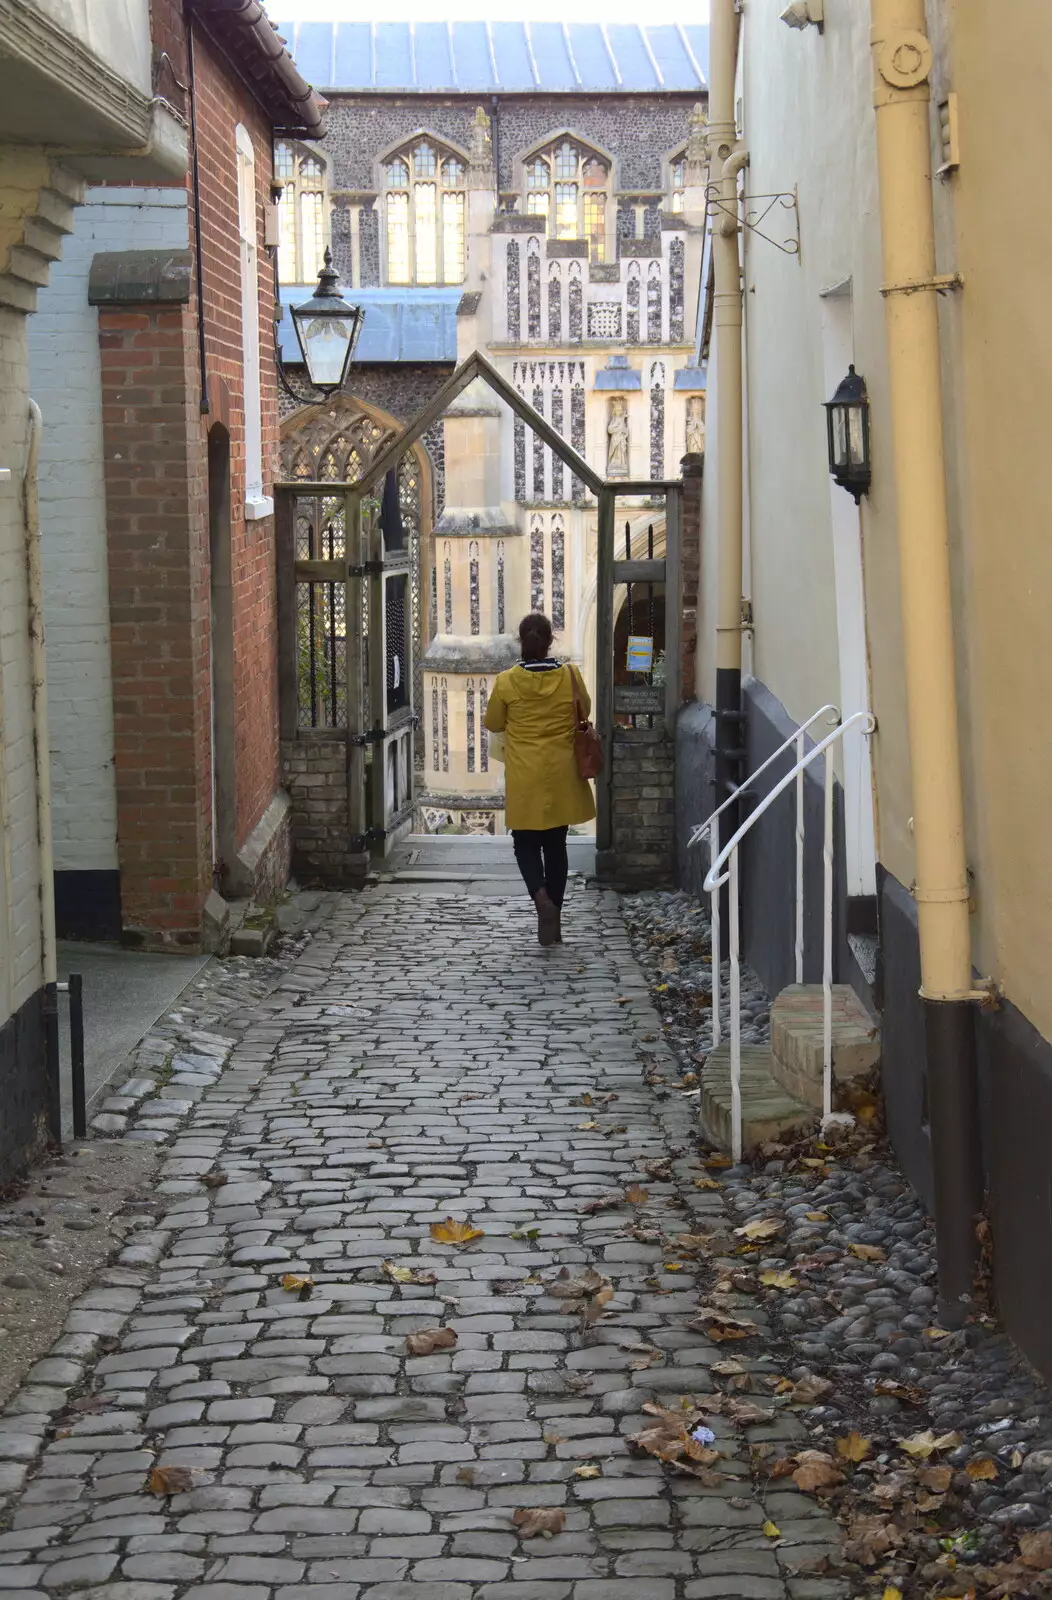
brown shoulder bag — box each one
[570,666,605,780]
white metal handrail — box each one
[687,704,840,1048]
[702,710,877,1162]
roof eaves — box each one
[190,0,326,137]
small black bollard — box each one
[69,973,86,1140]
[43,981,61,1150]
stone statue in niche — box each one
[686,394,706,455]
[607,396,630,476]
[470,106,493,168]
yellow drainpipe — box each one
[870,0,983,1319]
[707,0,748,805]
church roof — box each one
[271,21,709,94]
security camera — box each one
[780,0,824,29]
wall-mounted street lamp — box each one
[277,248,365,402]
[824,365,871,502]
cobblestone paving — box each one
[0,883,844,1600]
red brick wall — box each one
[192,27,281,858]
[99,302,212,947]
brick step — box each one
[700,1042,816,1155]
[769,982,880,1109]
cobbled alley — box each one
[0,881,843,1600]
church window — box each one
[384,140,466,285]
[275,141,329,285]
[521,139,610,262]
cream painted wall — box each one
[726,0,915,883]
[33,0,151,96]
[930,0,1052,1038]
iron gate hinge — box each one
[347,560,385,577]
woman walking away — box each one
[485,613,596,946]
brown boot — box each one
[535,889,559,947]
[553,905,563,944]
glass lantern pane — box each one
[297,314,351,390]
[386,191,410,283]
[415,182,438,283]
[847,406,865,465]
[833,408,849,468]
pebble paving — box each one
[0,882,843,1600]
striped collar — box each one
[518,658,563,672]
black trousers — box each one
[512,826,569,909]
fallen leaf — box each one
[704,1154,734,1170]
[573,1464,601,1479]
[692,1306,759,1342]
[513,1507,566,1540]
[843,1514,905,1566]
[580,1192,623,1214]
[1019,1530,1052,1570]
[899,1428,963,1460]
[577,1121,598,1131]
[805,1211,829,1222]
[571,1093,594,1106]
[430,1217,484,1247]
[763,1520,781,1539]
[792,1450,845,1492]
[759,1270,798,1291]
[734,1217,783,1242]
[456,1466,476,1485]
[882,1589,903,1600]
[966,1457,998,1481]
[147,1466,199,1497]
[873,1378,926,1406]
[383,1260,437,1286]
[848,1243,886,1262]
[405,1326,458,1356]
[923,1325,954,1341]
[712,1358,748,1379]
[625,1185,650,1204]
[628,1402,721,1476]
[919,1465,953,1492]
[663,1262,684,1272]
[836,1432,872,1463]
[281,1273,313,1294]
[694,1177,722,1191]
[200,1171,228,1188]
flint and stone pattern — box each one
[506,244,521,343]
[669,241,685,345]
[0,885,843,1600]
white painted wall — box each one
[33,0,151,96]
[26,187,189,875]
[0,310,44,1019]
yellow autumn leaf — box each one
[763,1520,781,1538]
[694,1177,722,1190]
[382,1261,415,1283]
[625,1185,650,1204]
[966,1457,997,1480]
[806,1212,829,1223]
[663,1262,684,1272]
[577,1121,598,1131]
[836,1432,872,1463]
[430,1217,485,1247]
[654,983,670,992]
[883,1589,903,1600]
[848,1243,886,1262]
[923,1326,953,1340]
[734,1217,783,1241]
[280,1273,313,1293]
[573,1464,601,1479]
[899,1429,963,1459]
[759,1270,797,1291]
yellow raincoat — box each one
[485,663,597,832]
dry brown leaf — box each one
[513,1506,566,1540]
[724,1399,773,1426]
[147,1466,199,1497]
[734,1217,784,1242]
[628,1402,721,1477]
[919,1464,953,1492]
[383,1260,437,1286]
[899,1428,963,1459]
[694,1177,722,1191]
[692,1306,759,1342]
[704,1154,734,1170]
[873,1378,926,1406]
[966,1456,998,1481]
[577,1120,598,1131]
[430,1217,484,1247]
[624,1184,650,1204]
[1019,1530,1052,1570]
[759,1270,797,1291]
[573,1464,601,1479]
[843,1514,905,1566]
[200,1171,228,1188]
[712,1358,748,1378]
[792,1449,845,1493]
[280,1273,313,1295]
[580,1192,623,1215]
[455,1466,476,1485]
[788,1371,834,1404]
[405,1326,458,1356]
[835,1431,872,1463]
[769,1456,797,1479]
[848,1243,886,1262]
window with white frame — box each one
[275,141,329,285]
[522,139,610,263]
[236,124,269,519]
[384,141,467,285]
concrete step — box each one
[769,982,880,1109]
[700,1042,816,1154]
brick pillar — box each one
[680,451,703,706]
[89,250,212,950]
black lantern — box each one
[289,249,364,395]
[824,364,871,503]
